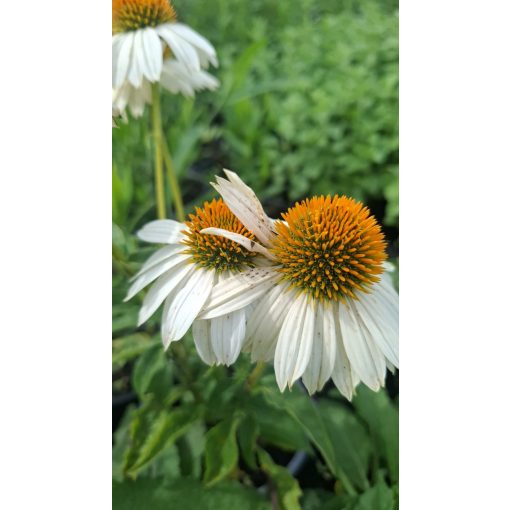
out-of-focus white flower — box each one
[112,0,219,117]
[112,59,219,118]
[199,171,399,399]
[126,199,264,366]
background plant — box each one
[113,0,398,508]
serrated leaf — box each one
[124,404,202,477]
[204,416,242,486]
[112,334,156,368]
[258,449,302,510]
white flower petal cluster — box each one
[112,1,219,117]
[197,171,399,399]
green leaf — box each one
[113,478,271,510]
[352,387,399,483]
[132,345,172,399]
[238,415,259,470]
[351,479,395,510]
[318,400,372,491]
[258,449,302,510]
[112,334,157,368]
[124,404,202,477]
[204,416,242,486]
[249,393,310,453]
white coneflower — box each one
[112,0,219,117]
[112,59,219,118]
[125,199,267,366]
[199,171,398,399]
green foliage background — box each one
[113,0,399,508]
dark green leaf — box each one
[204,416,242,486]
[113,477,271,510]
[132,345,172,399]
[352,387,399,483]
[238,415,259,470]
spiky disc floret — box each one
[270,195,387,301]
[112,0,176,34]
[181,199,257,272]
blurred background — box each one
[113,0,398,507]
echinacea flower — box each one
[112,0,219,117]
[125,199,266,366]
[199,171,399,399]
[113,59,219,118]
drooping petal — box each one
[200,227,275,259]
[352,288,399,368]
[210,309,246,366]
[247,283,294,362]
[161,268,215,347]
[140,28,163,82]
[199,267,279,320]
[192,319,217,365]
[212,170,275,246]
[331,306,356,400]
[112,33,133,88]
[127,30,145,87]
[338,299,386,391]
[302,302,337,395]
[137,262,193,325]
[156,25,200,71]
[124,253,192,302]
[165,23,217,67]
[274,294,315,392]
[137,219,186,244]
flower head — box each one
[126,199,262,366]
[199,171,399,399]
[112,0,218,117]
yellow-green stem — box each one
[161,136,185,222]
[246,362,266,390]
[151,83,166,219]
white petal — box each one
[127,30,145,87]
[200,227,275,259]
[166,23,217,66]
[302,302,337,395]
[138,262,193,325]
[140,28,163,82]
[331,306,356,400]
[124,253,191,301]
[210,309,246,366]
[212,170,275,246]
[130,244,183,281]
[112,33,133,88]
[351,290,399,368]
[338,299,386,391]
[156,25,200,71]
[137,219,186,244]
[274,295,315,391]
[248,284,294,362]
[161,268,215,347]
[199,267,279,320]
[192,320,217,365]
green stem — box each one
[246,362,266,390]
[161,136,186,222]
[151,83,166,219]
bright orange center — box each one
[112,0,176,34]
[181,199,257,273]
[270,195,387,301]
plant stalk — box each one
[161,136,186,222]
[151,83,166,219]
